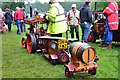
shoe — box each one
[99,42,104,47]
[94,55,99,62]
[81,40,84,43]
[107,43,112,49]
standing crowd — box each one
[0,7,27,35]
[46,0,118,49]
[0,0,118,49]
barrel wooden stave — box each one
[69,42,96,64]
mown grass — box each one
[1,24,119,79]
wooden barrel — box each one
[69,42,96,64]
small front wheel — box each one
[58,53,69,63]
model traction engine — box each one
[21,6,99,77]
[21,6,74,65]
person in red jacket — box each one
[99,0,118,49]
[14,7,25,35]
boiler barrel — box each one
[69,42,96,64]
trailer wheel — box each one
[88,68,96,75]
[58,53,69,63]
[88,32,96,43]
[26,33,37,54]
[21,38,27,48]
[65,67,74,78]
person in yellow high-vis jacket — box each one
[45,0,67,37]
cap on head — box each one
[49,0,57,3]
[16,7,20,10]
[34,8,37,11]
[71,4,76,8]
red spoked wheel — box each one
[88,33,93,42]
[65,67,74,78]
[21,38,27,48]
[58,53,69,63]
[26,33,37,54]
[88,32,96,43]
[61,55,67,62]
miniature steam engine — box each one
[21,7,98,78]
[21,14,76,65]
[88,7,120,42]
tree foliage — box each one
[0,2,24,11]
[0,1,119,13]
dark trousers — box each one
[51,33,62,37]
[70,25,79,40]
[6,20,12,31]
[8,23,12,31]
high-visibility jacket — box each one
[103,1,118,30]
[46,3,67,34]
[67,10,80,26]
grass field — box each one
[1,24,119,79]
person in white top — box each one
[67,4,80,41]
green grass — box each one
[1,24,119,79]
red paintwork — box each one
[88,33,93,42]
[89,8,120,42]
[61,55,67,62]
[26,36,32,53]
[65,68,69,77]
[21,38,25,48]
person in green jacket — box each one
[45,0,67,37]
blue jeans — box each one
[101,20,113,44]
[80,22,91,42]
[21,22,26,32]
[16,20,22,35]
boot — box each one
[99,42,104,47]
[107,43,112,49]
[94,55,99,62]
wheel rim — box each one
[21,38,25,48]
[27,35,32,53]
[65,68,69,77]
[88,34,93,42]
[61,55,67,62]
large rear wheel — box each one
[26,33,37,54]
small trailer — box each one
[65,42,98,78]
